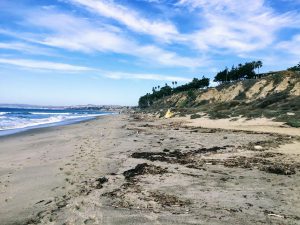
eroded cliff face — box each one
[152,71,300,109]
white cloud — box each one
[2,0,299,73]
[103,71,191,82]
[277,34,300,57]
[18,10,200,68]
[0,57,192,82]
[0,58,93,72]
[0,42,56,56]
[178,0,300,54]
[135,45,203,67]
[69,0,180,42]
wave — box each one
[4,112,32,115]
[30,112,72,115]
[0,113,106,131]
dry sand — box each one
[0,114,300,225]
[171,116,300,136]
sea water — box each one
[0,107,111,136]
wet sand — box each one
[0,114,299,225]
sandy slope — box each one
[0,114,299,225]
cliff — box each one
[146,71,300,127]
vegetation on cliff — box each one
[288,62,300,72]
[139,61,265,109]
[214,61,263,83]
[138,76,210,108]
[138,62,300,127]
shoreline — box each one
[0,113,299,225]
[0,114,113,138]
[0,115,116,225]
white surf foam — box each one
[0,113,105,131]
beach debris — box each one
[95,176,108,189]
[255,152,284,158]
[123,163,167,180]
[84,218,96,224]
[131,146,230,165]
[44,200,53,205]
[268,213,285,218]
[104,183,190,212]
[261,164,296,175]
[149,191,191,207]
[35,200,45,204]
[254,145,263,150]
[224,156,297,175]
[56,200,67,209]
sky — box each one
[0,0,299,106]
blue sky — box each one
[0,0,299,106]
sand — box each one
[0,114,299,225]
[172,116,300,136]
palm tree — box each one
[146,93,150,107]
[257,60,263,75]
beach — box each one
[0,113,300,225]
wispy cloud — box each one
[277,34,300,57]
[103,71,191,82]
[0,58,93,72]
[1,0,299,75]
[69,0,180,42]
[0,42,56,56]
[178,0,300,54]
[15,9,200,68]
[0,57,190,81]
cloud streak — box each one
[277,34,300,57]
[103,71,191,82]
[69,0,180,42]
[1,0,299,74]
[0,58,93,72]
[0,42,57,56]
[178,0,300,54]
[0,57,190,82]
[19,9,201,68]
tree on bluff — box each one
[173,76,210,93]
[214,61,263,83]
[138,76,210,108]
[288,62,300,71]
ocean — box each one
[0,107,111,136]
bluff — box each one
[142,71,300,127]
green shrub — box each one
[256,92,288,108]
[190,114,201,119]
[228,100,240,107]
[187,90,196,101]
[273,73,284,85]
[234,91,246,100]
[197,100,210,106]
[246,110,263,118]
[177,99,188,108]
[285,119,300,128]
[209,111,231,119]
